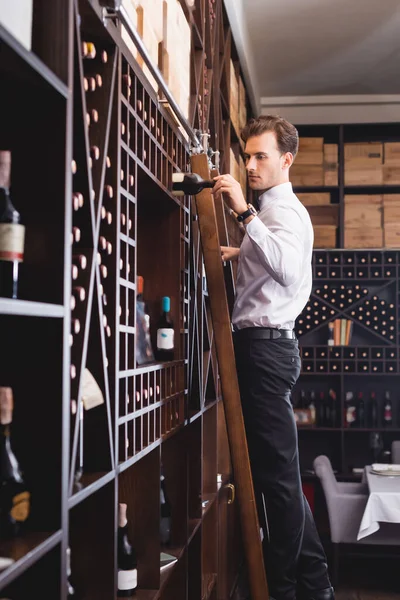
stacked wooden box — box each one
[344,195,383,248]
[297,192,338,248]
[238,75,247,131]
[291,138,339,187]
[229,150,247,196]
[121,0,191,118]
[383,194,400,247]
[229,60,240,134]
[343,193,400,248]
[383,142,400,185]
[344,142,383,185]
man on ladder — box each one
[213,115,334,600]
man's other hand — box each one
[221,246,240,262]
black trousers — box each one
[233,332,331,600]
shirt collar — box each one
[258,182,293,210]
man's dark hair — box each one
[241,115,299,158]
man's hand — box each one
[212,174,247,215]
[221,246,240,262]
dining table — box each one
[357,465,400,541]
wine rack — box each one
[295,249,400,483]
[0,0,248,598]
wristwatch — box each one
[236,203,257,222]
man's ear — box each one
[282,152,294,170]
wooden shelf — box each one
[1,0,248,596]
[0,530,62,590]
[0,299,65,318]
[0,24,68,97]
[68,471,116,508]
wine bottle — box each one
[328,388,336,427]
[156,297,174,362]
[117,503,138,597]
[345,391,356,428]
[160,468,172,546]
[358,392,365,428]
[317,392,325,427]
[383,391,392,427]
[309,391,316,424]
[0,387,30,538]
[172,173,215,196]
[0,151,25,299]
[369,391,378,428]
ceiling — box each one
[234,0,400,100]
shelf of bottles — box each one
[297,250,399,347]
[294,249,400,476]
[117,53,190,466]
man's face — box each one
[244,131,292,191]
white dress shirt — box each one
[232,182,313,330]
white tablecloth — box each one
[357,466,400,540]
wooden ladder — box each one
[190,152,269,600]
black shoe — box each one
[299,586,334,600]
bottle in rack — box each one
[345,392,357,428]
[0,387,30,538]
[172,172,215,196]
[136,276,154,365]
[156,296,175,362]
[0,151,25,299]
[383,391,393,428]
[369,391,378,428]
[160,467,172,546]
[117,503,138,597]
[357,392,365,428]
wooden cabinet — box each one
[0,0,249,598]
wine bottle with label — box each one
[156,297,174,362]
[0,151,25,299]
[172,172,215,196]
[117,503,138,597]
[0,387,30,538]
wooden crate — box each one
[161,0,191,118]
[299,137,324,152]
[383,165,400,185]
[297,192,331,205]
[344,227,383,249]
[384,142,400,165]
[135,0,164,92]
[121,0,139,61]
[238,75,247,131]
[344,195,382,228]
[239,154,247,195]
[344,165,383,186]
[290,165,324,187]
[344,142,383,163]
[307,205,339,226]
[384,225,400,248]
[296,137,324,165]
[313,225,337,248]
[229,148,240,182]
[229,60,239,134]
[383,194,400,226]
[324,144,338,186]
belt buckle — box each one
[271,329,281,340]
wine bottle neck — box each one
[0,187,19,223]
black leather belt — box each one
[233,327,296,340]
